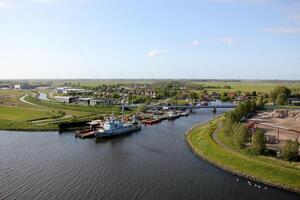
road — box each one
[19,94,45,107]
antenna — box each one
[121,99,124,123]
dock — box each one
[75,131,95,139]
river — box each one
[0,109,299,200]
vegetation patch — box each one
[186,117,300,193]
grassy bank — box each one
[186,117,300,193]
[0,90,136,131]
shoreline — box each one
[185,116,300,194]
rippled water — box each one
[0,109,299,200]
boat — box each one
[167,111,180,120]
[94,102,141,138]
[180,112,189,117]
[94,118,141,138]
[75,120,103,138]
[143,116,161,125]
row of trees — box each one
[223,100,267,154]
[223,99,299,160]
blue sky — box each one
[0,0,299,79]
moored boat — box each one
[94,118,141,138]
[167,111,180,120]
[143,116,161,125]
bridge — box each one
[123,104,236,110]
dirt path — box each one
[212,125,233,152]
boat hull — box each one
[94,125,141,138]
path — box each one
[212,125,233,152]
[19,94,46,108]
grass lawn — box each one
[0,106,60,121]
[186,117,300,193]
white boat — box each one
[94,118,141,138]
[94,102,141,138]
[167,111,180,120]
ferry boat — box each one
[94,118,141,138]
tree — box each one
[281,139,299,161]
[189,92,198,101]
[252,129,266,155]
[138,104,147,113]
[270,86,291,105]
[276,93,287,105]
[232,123,249,149]
[223,85,231,89]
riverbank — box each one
[186,116,300,194]
[0,89,137,131]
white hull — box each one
[94,125,141,138]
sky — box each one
[0,0,300,80]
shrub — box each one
[270,86,291,105]
[252,129,266,155]
[232,123,249,149]
[281,139,299,161]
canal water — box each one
[38,92,49,101]
[0,109,299,200]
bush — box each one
[252,129,266,155]
[270,86,291,105]
[138,105,147,113]
[223,119,233,137]
[281,139,299,161]
[232,123,249,149]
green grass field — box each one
[0,106,60,121]
[0,89,135,131]
[186,117,300,193]
[191,81,300,93]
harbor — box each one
[75,110,190,139]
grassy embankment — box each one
[0,90,61,130]
[186,117,300,193]
[0,90,133,131]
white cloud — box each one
[192,40,200,46]
[0,1,13,8]
[147,50,168,57]
[263,27,300,33]
[222,37,233,44]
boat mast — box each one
[121,100,124,122]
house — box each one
[78,98,92,105]
[288,98,300,105]
[14,84,45,90]
[90,98,118,106]
[0,84,10,89]
[57,87,72,93]
[228,92,236,98]
[54,96,79,103]
[211,92,220,99]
